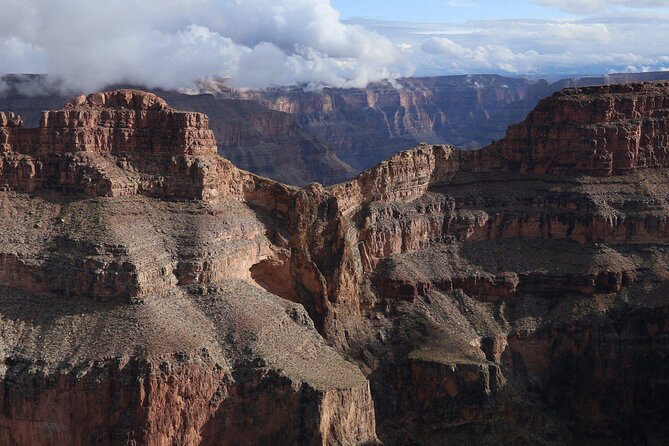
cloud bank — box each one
[0,0,400,92]
[1,0,668,93]
[354,7,669,78]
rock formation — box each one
[4,71,669,186]
[0,90,376,445]
[322,82,669,444]
[489,82,669,175]
[1,82,669,445]
[229,75,540,170]
[0,76,356,187]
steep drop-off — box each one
[321,82,669,445]
[155,90,356,186]
[1,82,669,445]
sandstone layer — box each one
[1,82,669,445]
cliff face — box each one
[231,75,540,170]
[223,72,669,172]
[2,82,669,445]
[0,77,356,187]
[155,91,356,186]
[488,82,669,175]
[318,81,669,444]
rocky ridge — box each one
[1,83,669,444]
[0,76,356,187]
[4,71,669,186]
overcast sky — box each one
[1,0,668,93]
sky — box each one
[331,0,577,22]
[1,0,668,93]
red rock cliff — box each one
[316,82,669,444]
[483,82,669,175]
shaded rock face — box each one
[155,91,356,186]
[2,83,669,445]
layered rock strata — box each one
[225,72,669,171]
[2,82,669,445]
[0,90,377,445]
[320,82,669,445]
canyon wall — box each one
[1,82,669,445]
[0,76,356,187]
[321,81,669,444]
[4,71,669,186]
[228,72,669,171]
[157,90,356,186]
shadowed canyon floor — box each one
[0,83,669,445]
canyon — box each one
[225,71,669,170]
[4,71,669,186]
[0,82,668,445]
[0,76,355,187]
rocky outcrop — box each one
[0,90,378,445]
[4,90,216,156]
[0,90,229,200]
[317,82,669,444]
[486,82,669,175]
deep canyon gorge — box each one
[0,81,668,445]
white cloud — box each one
[1,0,669,93]
[0,0,401,92]
[353,11,669,77]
